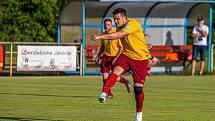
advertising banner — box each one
[17,46,77,71]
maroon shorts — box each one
[115,54,148,86]
[100,54,116,73]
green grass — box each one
[0,75,215,121]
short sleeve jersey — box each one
[103,30,122,56]
[121,19,151,60]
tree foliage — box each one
[0,0,72,42]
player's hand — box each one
[147,43,152,49]
[95,56,99,64]
[91,35,100,41]
[95,56,102,64]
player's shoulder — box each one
[204,24,209,29]
[128,19,139,25]
[193,25,198,29]
[127,19,141,30]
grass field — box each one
[0,75,215,121]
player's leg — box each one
[199,61,205,75]
[134,86,144,121]
[100,55,113,99]
[192,61,197,75]
[130,59,148,121]
[117,75,132,93]
[199,46,206,75]
[99,66,125,103]
[99,54,129,103]
[111,56,131,93]
[191,45,198,76]
[102,73,113,98]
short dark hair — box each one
[112,8,127,18]
[104,18,112,23]
[197,16,204,22]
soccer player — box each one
[95,18,131,98]
[91,8,151,121]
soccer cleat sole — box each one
[99,97,105,103]
[126,83,132,93]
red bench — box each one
[150,46,173,59]
[150,45,192,73]
[150,45,192,62]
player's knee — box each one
[113,66,124,76]
[134,86,143,95]
[103,73,109,80]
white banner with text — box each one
[17,46,77,71]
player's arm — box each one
[200,30,208,37]
[95,45,104,64]
[192,34,199,39]
[192,32,207,38]
[201,31,208,37]
[192,27,201,39]
[91,30,129,41]
[97,45,104,58]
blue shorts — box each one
[192,45,207,61]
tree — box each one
[0,0,72,42]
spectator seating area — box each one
[150,45,192,62]
[85,44,193,73]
